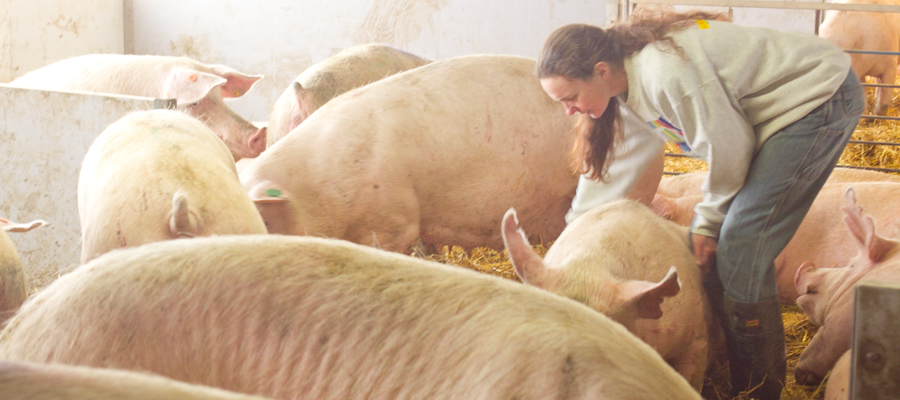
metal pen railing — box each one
[625,0,900,175]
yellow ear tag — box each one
[188,74,198,82]
[232,89,241,97]
[696,19,710,29]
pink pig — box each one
[78,110,267,263]
[652,181,900,304]
[241,55,580,253]
[501,200,711,389]
[0,360,273,400]
[793,186,900,385]
[9,54,267,160]
[0,218,45,324]
[656,168,900,200]
[819,0,900,115]
[0,235,703,400]
[824,350,851,400]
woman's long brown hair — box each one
[537,8,728,180]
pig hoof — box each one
[794,368,822,386]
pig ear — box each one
[1,218,47,233]
[168,191,201,238]
[163,69,227,106]
[842,187,893,263]
[501,208,548,285]
[208,64,262,98]
[291,82,317,129]
[650,194,676,221]
[619,266,681,319]
[247,182,289,205]
[248,126,267,156]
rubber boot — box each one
[722,294,786,400]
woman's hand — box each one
[691,233,718,274]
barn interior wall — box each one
[0,0,124,83]
[128,0,613,122]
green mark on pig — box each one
[266,189,282,197]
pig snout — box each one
[795,366,823,387]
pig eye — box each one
[804,284,818,295]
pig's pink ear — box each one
[650,194,676,221]
[620,266,681,319]
[1,218,47,233]
[290,82,317,130]
[248,126,267,156]
[502,208,547,285]
[163,69,227,106]
[842,187,893,263]
[208,64,262,98]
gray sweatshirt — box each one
[621,19,851,238]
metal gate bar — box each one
[846,50,900,56]
[628,0,900,13]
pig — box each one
[0,218,45,323]
[656,168,900,199]
[0,235,703,400]
[501,200,711,389]
[241,55,580,253]
[793,186,900,385]
[824,351,851,400]
[268,43,431,146]
[78,110,267,263]
[8,54,267,160]
[0,360,273,400]
[651,181,900,304]
[819,0,900,115]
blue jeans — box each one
[715,69,865,303]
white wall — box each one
[129,0,826,123]
[130,0,610,122]
[0,0,123,83]
[0,86,170,292]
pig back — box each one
[0,235,700,400]
[78,110,266,263]
[9,54,200,98]
[244,55,579,251]
[0,360,274,400]
[268,44,431,145]
[547,200,709,374]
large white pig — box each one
[651,181,900,304]
[824,351,851,400]
[656,168,900,199]
[1,360,273,400]
[0,218,44,323]
[242,55,580,253]
[78,110,267,263]
[819,0,900,115]
[268,43,431,146]
[0,235,703,400]
[501,200,711,389]
[793,187,900,385]
[9,54,267,160]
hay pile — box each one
[425,81,900,400]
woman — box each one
[537,10,863,400]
